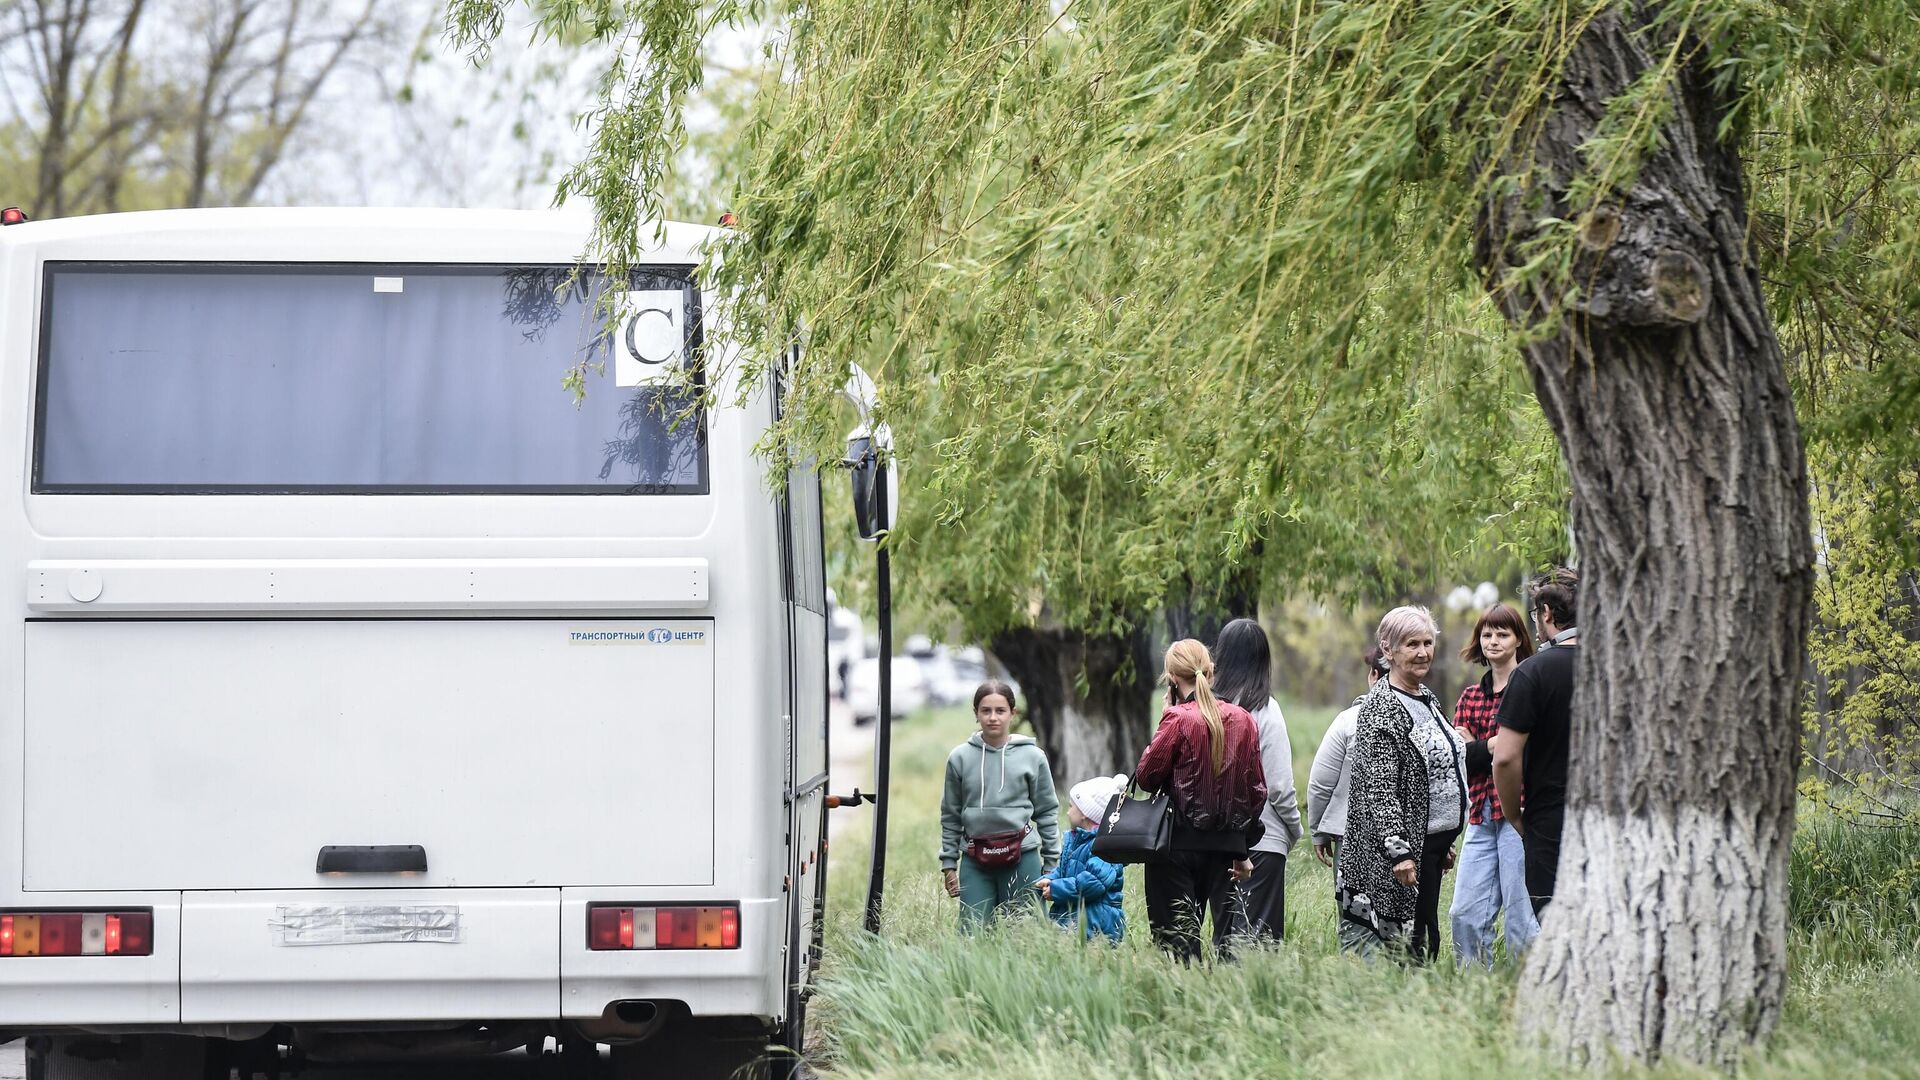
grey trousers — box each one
[1338,914,1408,960]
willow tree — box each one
[1759,7,1920,832]
[438,0,1920,1066]
[450,1,1545,784]
[870,269,1534,782]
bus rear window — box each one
[33,263,707,494]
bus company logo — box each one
[569,627,706,645]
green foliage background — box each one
[447,1,1920,789]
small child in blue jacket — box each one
[1038,773,1128,943]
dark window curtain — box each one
[37,265,706,492]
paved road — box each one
[827,696,873,843]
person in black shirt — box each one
[1493,567,1578,914]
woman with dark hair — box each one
[1449,603,1539,963]
[1211,618,1303,941]
[938,680,1060,931]
[1134,639,1266,962]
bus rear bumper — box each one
[0,891,783,1029]
[0,891,181,1027]
[560,895,783,1021]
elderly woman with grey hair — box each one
[1335,605,1468,961]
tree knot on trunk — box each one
[1578,205,1623,253]
[1648,250,1710,324]
[1571,224,1712,329]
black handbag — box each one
[1091,783,1173,864]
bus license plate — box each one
[269,904,463,946]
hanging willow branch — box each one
[444,0,1916,630]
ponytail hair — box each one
[1165,638,1225,776]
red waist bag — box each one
[965,826,1030,868]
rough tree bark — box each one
[990,618,1155,788]
[1476,8,1813,1069]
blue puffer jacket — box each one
[1043,828,1125,942]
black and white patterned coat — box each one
[1334,676,1442,937]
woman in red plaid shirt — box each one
[1448,602,1540,964]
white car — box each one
[938,645,993,705]
[907,642,997,707]
[826,590,866,698]
[845,655,930,725]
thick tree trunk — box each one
[1163,555,1261,646]
[1476,9,1812,1070]
[990,619,1155,788]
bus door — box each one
[781,461,830,1011]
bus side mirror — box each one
[847,433,884,541]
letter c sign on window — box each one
[617,290,685,387]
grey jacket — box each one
[1250,698,1305,856]
[1306,701,1361,845]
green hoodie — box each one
[939,733,1061,871]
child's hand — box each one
[1036,879,1052,900]
[943,869,960,897]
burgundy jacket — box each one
[1135,699,1267,847]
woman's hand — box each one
[942,868,960,898]
[1230,857,1253,882]
[1392,859,1417,887]
[1313,840,1336,867]
[1036,879,1052,900]
[1443,846,1457,872]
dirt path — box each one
[827,697,872,844]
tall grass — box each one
[1787,806,1920,970]
[811,706,1920,1078]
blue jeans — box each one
[1448,818,1538,965]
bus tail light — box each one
[0,911,152,956]
[588,905,739,951]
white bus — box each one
[0,207,833,1078]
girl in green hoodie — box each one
[940,681,1061,931]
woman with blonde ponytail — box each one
[1134,639,1268,962]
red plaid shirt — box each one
[1454,676,1505,825]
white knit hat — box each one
[1070,773,1128,823]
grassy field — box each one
[809,704,1920,1078]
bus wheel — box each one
[28,1035,215,1080]
[610,1019,771,1080]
